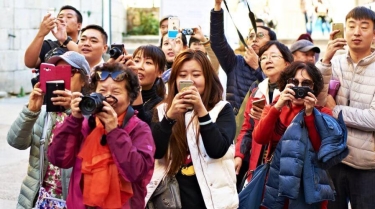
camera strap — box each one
[223,0,257,49]
[121,106,135,129]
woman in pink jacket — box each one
[48,63,155,209]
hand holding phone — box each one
[46,80,65,112]
[332,23,344,40]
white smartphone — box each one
[48,8,57,33]
[168,16,180,39]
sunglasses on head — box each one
[95,70,128,81]
[287,78,314,88]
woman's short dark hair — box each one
[258,40,294,65]
[89,63,140,104]
[278,61,324,96]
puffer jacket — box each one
[316,51,375,169]
[210,8,260,115]
[6,106,71,209]
[262,109,348,209]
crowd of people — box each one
[5,1,375,209]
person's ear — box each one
[103,44,108,54]
[77,23,82,31]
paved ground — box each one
[0,96,30,208]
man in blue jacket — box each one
[211,0,277,115]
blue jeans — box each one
[328,163,375,209]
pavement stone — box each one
[0,96,30,208]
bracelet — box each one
[200,38,210,46]
[164,114,176,125]
[199,119,212,126]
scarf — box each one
[78,112,133,208]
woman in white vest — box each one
[146,49,238,209]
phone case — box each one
[45,80,65,112]
[40,63,71,93]
[179,80,193,92]
[332,23,344,39]
[168,17,180,39]
[252,98,266,109]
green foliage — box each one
[128,11,159,35]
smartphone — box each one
[46,80,65,112]
[168,17,180,39]
[47,8,57,33]
[179,80,194,92]
[332,23,344,39]
[40,63,71,93]
[252,98,266,109]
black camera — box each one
[181,28,194,35]
[109,44,125,59]
[79,92,106,115]
[291,86,313,99]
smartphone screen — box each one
[46,80,65,112]
[168,17,180,39]
[252,98,266,109]
[332,23,344,39]
[179,80,193,92]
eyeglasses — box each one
[260,53,284,62]
[248,32,267,40]
[95,70,128,81]
[287,78,314,88]
[71,68,80,77]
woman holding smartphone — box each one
[7,51,90,208]
[146,49,238,208]
[235,41,293,185]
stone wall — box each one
[0,0,126,94]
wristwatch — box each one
[61,36,72,47]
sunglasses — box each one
[287,78,314,88]
[248,32,267,40]
[95,70,128,81]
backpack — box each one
[44,40,69,62]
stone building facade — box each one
[0,0,126,94]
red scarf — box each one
[78,113,133,208]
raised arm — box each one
[24,13,55,68]
[210,3,237,73]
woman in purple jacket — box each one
[47,63,155,209]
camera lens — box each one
[79,93,105,115]
[79,97,97,115]
[109,47,122,59]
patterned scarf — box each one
[78,112,133,208]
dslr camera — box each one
[181,28,194,35]
[79,92,106,115]
[291,86,313,99]
[109,43,125,59]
